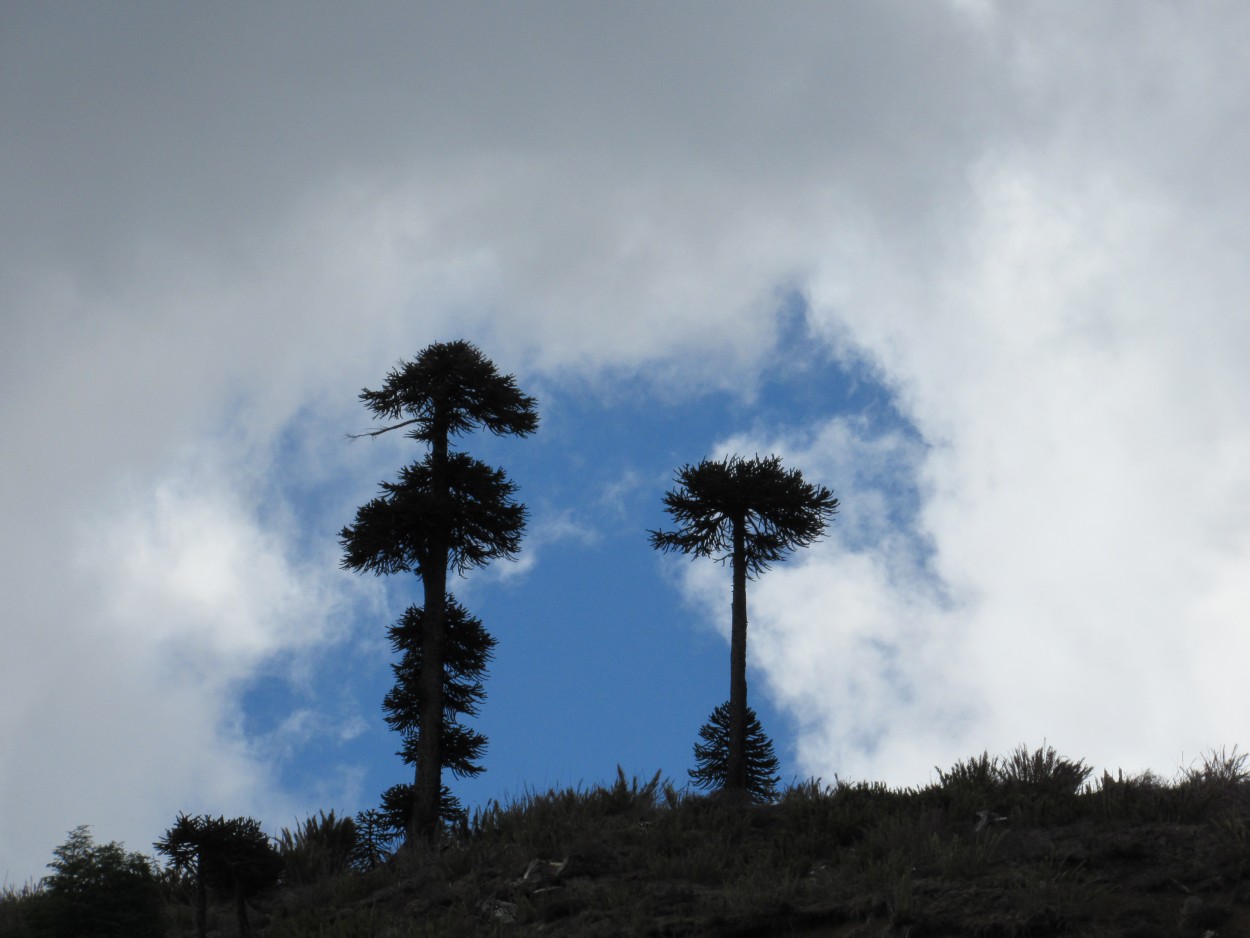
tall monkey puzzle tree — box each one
[650,454,837,797]
[340,340,537,847]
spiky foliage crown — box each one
[382,597,496,778]
[689,701,781,804]
[650,454,837,578]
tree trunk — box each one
[194,859,207,938]
[412,426,449,848]
[235,881,251,938]
[726,516,749,794]
[413,554,446,846]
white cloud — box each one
[768,149,1250,783]
[88,476,349,675]
[662,36,1250,777]
[0,460,365,884]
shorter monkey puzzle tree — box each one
[689,701,781,804]
[651,454,836,797]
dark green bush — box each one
[999,744,1092,823]
[1000,743,1092,795]
[933,745,1091,825]
[1163,746,1250,821]
[0,881,47,938]
[33,826,164,938]
[1186,745,1250,786]
[587,766,664,817]
[1090,768,1170,822]
[931,751,1002,819]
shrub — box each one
[999,744,1092,795]
[587,766,664,817]
[278,811,359,885]
[36,826,165,938]
[931,751,1003,819]
[0,880,46,938]
[1177,746,1250,816]
[1090,768,1170,822]
[998,744,1091,824]
[1184,745,1250,787]
[931,745,1092,825]
[935,751,1000,791]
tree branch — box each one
[346,417,425,440]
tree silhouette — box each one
[690,701,781,803]
[369,597,494,844]
[377,782,467,843]
[154,814,281,938]
[383,597,496,780]
[350,808,398,871]
[38,826,164,938]
[340,340,537,847]
[650,454,836,796]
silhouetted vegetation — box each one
[361,597,499,848]
[0,826,164,938]
[4,744,1250,936]
[340,340,537,847]
[377,782,468,843]
[348,808,398,873]
[154,814,281,938]
[689,701,781,804]
[651,454,837,797]
[276,811,358,886]
[384,599,497,785]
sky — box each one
[4,1,1250,885]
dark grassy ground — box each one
[6,746,1250,937]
